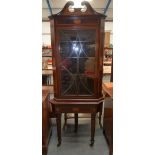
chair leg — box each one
[99,102,103,128]
[63,113,67,130]
[74,113,78,132]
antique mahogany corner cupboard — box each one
[49,1,106,101]
[49,1,106,146]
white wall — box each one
[105,22,113,44]
[42,22,51,45]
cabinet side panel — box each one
[99,19,105,97]
[50,19,58,97]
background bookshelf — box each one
[42,45,54,93]
[103,47,113,82]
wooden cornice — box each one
[48,1,106,19]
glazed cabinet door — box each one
[56,28,98,97]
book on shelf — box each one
[42,75,53,86]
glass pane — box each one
[79,58,96,75]
[78,76,94,95]
[59,29,96,96]
[60,69,77,96]
[61,58,77,74]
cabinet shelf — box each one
[42,85,53,86]
[42,73,53,75]
[42,69,53,71]
[42,55,52,58]
[104,62,112,66]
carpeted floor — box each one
[47,115,109,155]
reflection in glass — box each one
[59,29,96,96]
